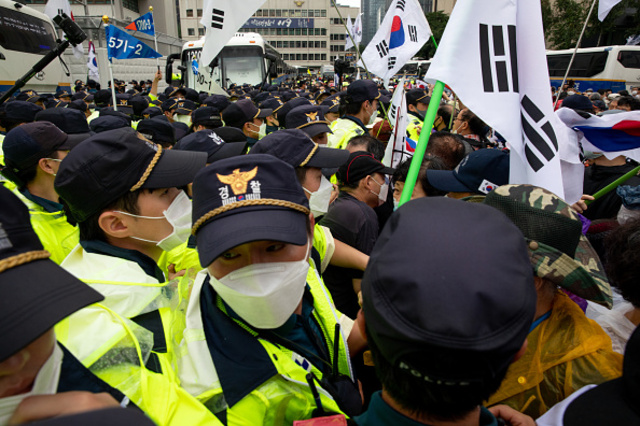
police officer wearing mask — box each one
[327,80,380,150]
[176,155,363,424]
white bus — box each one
[547,46,640,92]
[171,32,294,94]
[0,0,70,95]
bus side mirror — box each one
[165,53,181,85]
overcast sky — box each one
[336,0,361,9]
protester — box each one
[483,185,623,417]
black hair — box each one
[425,132,467,170]
[76,190,142,242]
[340,94,366,116]
[437,105,455,131]
[2,150,63,188]
[459,109,487,138]
[346,134,385,161]
[616,96,640,111]
[367,328,510,422]
[392,155,448,197]
[604,218,640,308]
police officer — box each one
[405,88,430,141]
[176,155,362,424]
[328,80,380,150]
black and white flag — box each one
[427,0,568,200]
[200,0,267,65]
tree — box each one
[542,0,640,49]
[417,11,449,59]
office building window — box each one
[198,27,205,36]
[186,9,193,17]
[308,10,314,17]
[269,9,276,16]
[302,54,307,60]
[321,10,326,16]
[321,29,327,35]
[302,29,307,35]
[321,41,326,48]
[282,9,289,17]
[256,9,262,16]
[296,54,302,60]
[188,28,195,36]
[122,0,138,12]
[321,54,327,61]
[276,9,281,16]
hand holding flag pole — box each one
[103,15,118,112]
[585,164,640,205]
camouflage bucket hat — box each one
[483,184,612,308]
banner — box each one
[359,0,431,86]
[201,0,267,66]
[44,0,83,59]
[125,11,155,35]
[87,40,99,81]
[242,17,313,29]
[105,25,161,60]
[426,0,566,199]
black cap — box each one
[362,197,535,387]
[337,151,394,184]
[114,94,133,115]
[45,99,69,109]
[141,106,163,119]
[93,89,113,107]
[67,99,89,113]
[3,122,71,171]
[563,325,640,425]
[562,94,594,112]
[211,126,248,144]
[192,106,222,127]
[259,97,284,114]
[55,127,207,222]
[203,94,231,112]
[222,99,272,128]
[174,129,246,163]
[35,108,92,146]
[347,80,380,104]
[129,96,149,117]
[250,129,348,168]
[72,91,95,102]
[192,154,310,268]
[406,88,430,106]
[0,186,103,362]
[285,105,332,138]
[168,86,187,98]
[427,149,510,195]
[162,97,180,113]
[15,90,44,103]
[4,101,42,122]
[89,115,130,133]
[277,97,312,128]
[175,100,197,115]
[55,89,72,99]
[321,94,341,113]
[136,118,176,147]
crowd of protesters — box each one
[0,70,638,425]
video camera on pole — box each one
[0,13,86,104]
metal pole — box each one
[149,6,160,70]
[553,0,597,109]
[103,17,118,111]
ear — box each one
[37,158,56,176]
[307,212,315,237]
[98,211,133,239]
[407,104,417,113]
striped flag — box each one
[87,40,99,81]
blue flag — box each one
[125,12,155,35]
[106,25,161,60]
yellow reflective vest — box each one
[12,188,78,264]
[487,291,623,417]
[328,117,366,149]
[173,267,355,425]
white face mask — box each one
[209,242,310,329]
[370,176,389,202]
[367,103,379,126]
[303,175,333,217]
[118,191,192,252]
[250,122,267,139]
[174,114,192,127]
[567,91,576,96]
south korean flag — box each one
[426,0,569,200]
[359,0,432,86]
[200,0,267,66]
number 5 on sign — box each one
[105,24,161,60]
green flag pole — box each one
[398,80,445,205]
[585,164,640,205]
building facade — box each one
[179,0,359,70]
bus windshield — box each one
[0,7,57,55]
[219,45,265,87]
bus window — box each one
[0,7,56,55]
[547,52,608,77]
[220,46,265,87]
[618,50,640,69]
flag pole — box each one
[149,6,160,70]
[553,0,597,109]
[332,4,371,79]
[103,15,118,112]
[585,164,640,205]
[399,80,444,205]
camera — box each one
[53,13,86,46]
